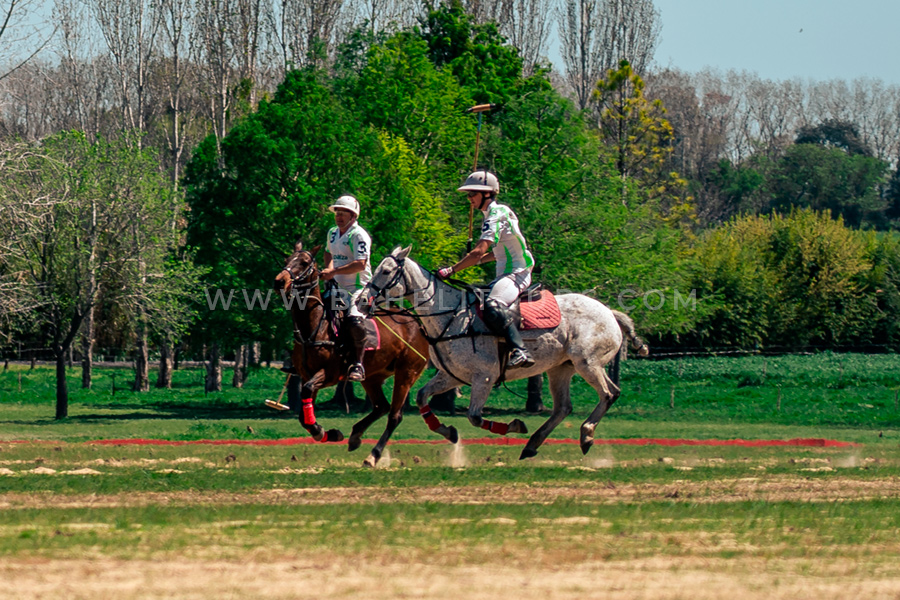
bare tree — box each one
[559,0,659,110]
[157,0,197,187]
[596,0,659,76]
[558,0,600,109]
[193,0,238,156]
[482,0,554,75]
[267,0,346,74]
[345,0,416,38]
[88,0,163,144]
[0,0,56,84]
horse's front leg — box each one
[299,370,344,443]
[348,377,390,453]
[415,370,461,443]
[465,374,528,437]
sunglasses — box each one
[466,191,481,198]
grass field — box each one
[2,353,900,599]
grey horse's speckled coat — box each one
[361,247,648,459]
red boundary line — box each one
[1,437,858,448]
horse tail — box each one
[611,309,650,358]
[607,310,649,387]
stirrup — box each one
[508,349,535,369]
[347,363,365,382]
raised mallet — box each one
[465,103,499,251]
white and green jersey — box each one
[326,222,372,292]
[479,202,535,276]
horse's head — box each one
[358,245,412,316]
[274,241,322,297]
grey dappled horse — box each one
[359,246,649,460]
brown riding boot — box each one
[345,315,367,382]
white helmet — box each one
[328,195,360,216]
[457,171,499,194]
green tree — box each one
[419,0,525,104]
[594,60,689,216]
[478,85,698,337]
[0,132,195,416]
[767,143,888,229]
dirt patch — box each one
[3,476,900,509]
[3,556,900,600]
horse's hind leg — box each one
[575,362,621,455]
[348,377,390,453]
[415,370,461,443]
[520,363,574,460]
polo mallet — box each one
[465,103,500,252]
[264,373,292,411]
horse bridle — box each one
[282,254,319,295]
[282,252,333,349]
[367,255,441,310]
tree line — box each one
[2,0,900,419]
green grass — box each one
[3,440,900,567]
[2,353,900,443]
[5,499,900,565]
[4,354,900,591]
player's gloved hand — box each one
[436,267,453,280]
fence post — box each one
[669,386,675,409]
[777,386,782,412]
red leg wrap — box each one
[481,420,509,435]
[301,398,316,425]
[419,405,442,431]
[318,430,329,443]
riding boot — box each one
[504,322,535,369]
[483,298,534,369]
[345,315,368,382]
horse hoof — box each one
[326,429,344,443]
[519,447,538,460]
[306,423,325,442]
[363,455,377,468]
[447,426,459,445]
[348,436,361,452]
[580,439,594,455]
[508,419,528,435]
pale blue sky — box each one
[652,0,900,84]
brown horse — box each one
[273,242,431,466]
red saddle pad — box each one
[520,290,561,330]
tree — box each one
[558,0,660,110]
[689,210,882,349]
[768,143,888,229]
[267,0,347,72]
[0,133,195,416]
[795,119,873,157]
[88,0,162,144]
[594,60,686,211]
[0,0,55,84]
[419,0,524,104]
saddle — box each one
[332,316,381,352]
[472,284,562,332]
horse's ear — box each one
[293,239,303,252]
[310,244,322,258]
[396,245,412,260]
